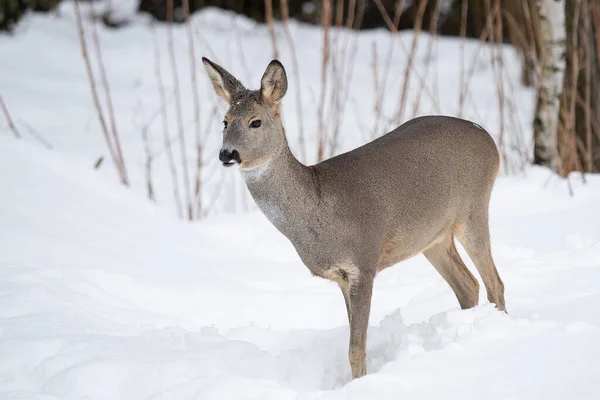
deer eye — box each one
[223,120,228,129]
[250,120,262,128]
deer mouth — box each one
[222,156,241,167]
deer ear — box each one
[202,57,242,104]
[260,60,288,105]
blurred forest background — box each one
[1,0,599,218]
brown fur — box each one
[202,58,506,379]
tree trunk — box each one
[533,0,567,171]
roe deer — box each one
[202,58,506,379]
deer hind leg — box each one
[455,215,506,312]
[423,233,480,310]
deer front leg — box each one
[346,275,374,379]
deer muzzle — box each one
[219,149,241,167]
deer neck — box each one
[240,140,319,233]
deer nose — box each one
[219,149,241,166]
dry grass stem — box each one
[280,0,306,161]
[166,0,192,220]
[265,0,279,59]
[0,94,21,139]
[151,22,183,218]
[89,1,128,184]
[182,0,203,218]
[73,0,128,185]
[413,0,440,117]
[395,0,428,125]
[17,119,53,149]
[317,0,332,162]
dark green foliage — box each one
[32,0,61,12]
[1,0,27,32]
[1,0,61,32]
[134,0,521,39]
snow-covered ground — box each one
[1,3,600,399]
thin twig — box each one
[458,0,468,116]
[488,0,507,171]
[233,18,252,83]
[346,0,356,30]
[182,0,203,219]
[166,0,192,220]
[584,0,593,173]
[564,0,582,175]
[0,94,21,139]
[353,0,366,30]
[371,42,381,139]
[458,0,500,116]
[280,0,306,161]
[413,0,440,117]
[372,2,438,114]
[141,123,155,202]
[395,0,428,125]
[17,119,52,149]
[73,0,127,185]
[90,1,128,184]
[335,32,360,148]
[371,0,405,137]
[151,22,183,218]
[265,0,279,59]
[317,0,332,162]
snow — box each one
[1,4,600,400]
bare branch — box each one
[73,0,128,186]
[394,0,428,125]
[280,0,306,161]
[90,1,129,184]
[151,22,183,217]
[0,94,21,139]
[166,0,193,220]
[182,0,203,219]
[265,0,279,59]
[17,119,53,149]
